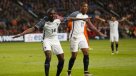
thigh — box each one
[114,35,119,42]
[110,34,114,42]
[43,39,51,51]
[70,37,79,52]
[51,39,64,55]
[78,36,89,49]
[52,44,64,55]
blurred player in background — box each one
[13,8,64,76]
[67,2,106,76]
[97,15,131,54]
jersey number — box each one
[52,28,56,33]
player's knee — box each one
[44,51,51,59]
[71,52,77,59]
[82,50,89,55]
[111,42,114,44]
[57,53,64,61]
[59,57,64,63]
[71,55,77,59]
[81,48,88,52]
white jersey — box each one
[109,20,119,42]
[109,21,119,35]
[35,17,63,55]
[68,11,89,51]
[35,17,61,39]
[68,11,88,38]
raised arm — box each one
[119,15,131,22]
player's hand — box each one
[12,34,21,38]
[99,33,107,37]
[126,14,131,18]
[95,16,106,22]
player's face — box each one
[48,10,57,21]
[80,3,88,14]
[111,17,116,21]
[49,13,56,19]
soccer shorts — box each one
[70,35,89,52]
[42,38,64,55]
[110,34,119,42]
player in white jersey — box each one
[109,17,119,54]
[13,8,64,76]
[96,16,130,54]
[67,2,106,76]
[109,17,119,42]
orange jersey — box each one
[84,24,89,44]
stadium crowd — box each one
[0,0,136,38]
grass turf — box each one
[0,39,136,76]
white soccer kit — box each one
[109,21,119,42]
[35,17,63,55]
[68,11,89,52]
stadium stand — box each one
[0,0,136,38]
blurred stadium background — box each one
[0,0,136,38]
[0,0,136,76]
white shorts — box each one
[42,38,63,55]
[70,35,89,52]
[110,34,119,42]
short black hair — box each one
[46,8,57,14]
[80,2,88,6]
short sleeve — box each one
[35,16,47,29]
[54,19,61,26]
[68,11,79,17]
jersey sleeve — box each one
[35,17,47,29]
[68,11,79,17]
[54,19,61,26]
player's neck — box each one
[48,18,54,22]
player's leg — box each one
[68,38,78,76]
[115,35,119,54]
[81,48,90,74]
[111,42,114,54]
[115,41,119,53]
[52,41,64,76]
[44,51,52,76]
[43,39,52,76]
[68,52,78,76]
[110,35,114,54]
[56,53,64,76]
[79,36,92,76]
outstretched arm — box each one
[95,16,106,22]
[67,17,92,21]
[85,19,107,37]
[119,15,131,22]
[13,27,36,38]
[13,16,46,38]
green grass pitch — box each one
[0,39,136,76]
